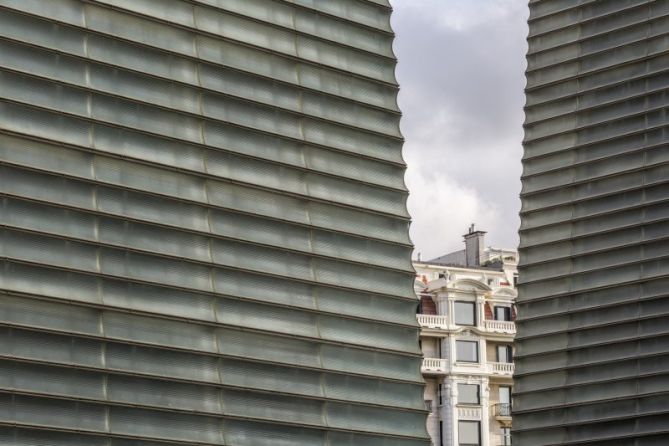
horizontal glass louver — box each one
[515,1,669,445]
[0,0,430,444]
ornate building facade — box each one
[415,228,517,446]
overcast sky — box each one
[391,0,529,260]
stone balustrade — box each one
[416,314,449,329]
[484,319,516,334]
[421,358,448,374]
[489,362,514,375]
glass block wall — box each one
[515,1,669,445]
[0,1,430,444]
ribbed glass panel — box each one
[516,1,669,445]
[0,0,428,444]
[288,0,392,32]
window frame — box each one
[456,340,479,363]
[496,344,513,363]
[494,305,511,321]
[457,383,480,405]
[499,386,512,405]
[458,420,481,446]
[454,300,476,326]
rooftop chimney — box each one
[463,224,486,266]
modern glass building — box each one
[516,1,669,445]
[0,1,430,445]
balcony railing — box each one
[484,319,516,334]
[494,403,512,417]
[417,314,449,329]
[490,362,514,375]
[417,316,517,334]
[421,358,448,374]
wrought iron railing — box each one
[495,403,512,416]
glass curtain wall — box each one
[0,0,430,444]
[516,1,669,444]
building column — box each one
[434,292,448,320]
[481,378,490,446]
[481,336,488,370]
[448,296,457,330]
[448,378,458,446]
[476,293,485,328]
[436,378,456,446]
[448,334,457,371]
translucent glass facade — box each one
[0,1,430,444]
[515,1,669,444]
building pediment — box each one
[492,288,517,299]
[425,278,493,293]
[451,278,492,292]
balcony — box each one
[484,319,516,334]
[458,406,482,420]
[417,316,517,334]
[417,314,449,329]
[489,362,514,376]
[421,358,448,374]
[494,403,512,417]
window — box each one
[458,420,480,446]
[501,427,511,445]
[457,383,480,405]
[499,386,511,404]
[454,301,476,325]
[497,345,513,363]
[456,340,479,362]
[494,306,511,321]
[497,386,512,416]
[513,274,518,287]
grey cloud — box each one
[392,0,529,256]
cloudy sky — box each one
[391,0,529,259]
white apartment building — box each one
[414,226,517,446]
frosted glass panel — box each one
[0,0,426,444]
[518,1,669,443]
